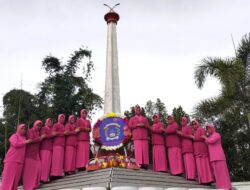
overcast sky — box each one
[1,0,250,121]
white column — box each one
[104,14,121,114]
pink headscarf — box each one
[80,109,88,115]
[153,113,159,119]
[33,120,42,130]
[134,104,140,110]
[69,114,75,122]
[134,105,141,115]
[181,116,188,125]
[45,118,53,127]
[206,123,215,133]
[58,114,65,124]
[153,113,159,123]
[16,123,26,136]
[167,115,174,124]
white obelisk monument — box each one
[104,7,121,114]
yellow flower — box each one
[105,112,117,118]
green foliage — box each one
[0,46,103,174]
[172,105,189,126]
[3,89,38,128]
[144,98,168,125]
[37,47,103,120]
[124,106,146,119]
[124,99,168,126]
[194,33,250,181]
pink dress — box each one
[129,115,149,165]
[0,126,26,190]
[23,127,42,190]
[51,122,65,176]
[194,127,214,184]
[165,122,184,175]
[40,125,53,182]
[205,132,231,189]
[64,122,77,172]
[181,125,196,180]
[151,121,168,172]
[76,118,91,168]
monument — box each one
[87,4,138,171]
[103,3,121,114]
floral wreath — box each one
[93,112,131,150]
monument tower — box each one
[104,4,121,114]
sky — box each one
[1,0,250,122]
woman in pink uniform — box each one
[177,116,196,180]
[40,118,54,183]
[51,114,66,177]
[76,109,91,170]
[192,120,214,184]
[64,114,79,174]
[0,124,31,190]
[202,123,231,189]
[165,115,184,175]
[129,105,149,169]
[23,120,44,190]
[150,114,168,172]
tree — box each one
[194,33,250,181]
[2,89,38,129]
[172,105,189,126]
[36,47,103,120]
[124,99,168,125]
[144,98,168,125]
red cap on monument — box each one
[104,11,120,24]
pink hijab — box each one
[16,123,26,136]
[80,109,88,115]
[58,114,65,124]
[69,114,75,122]
[206,123,215,133]
[33,120,42,130]
[153,114,160,123]
[181,116,188,125]
[45,118,53,127]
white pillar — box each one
[104,11,121,114]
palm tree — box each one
[193,33,250,181]
[194,34,250,118]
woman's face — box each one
[59,116,65,123]
[36,122,42,130]
[192,121,198,129]
[47,119,53,127]
[81,111,87,118]
[135,107,141,115]
[206,126,213,134]
[19,125,26,135]
[70,117,76,123]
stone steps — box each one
[36,168,214,190]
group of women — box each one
[129,105,231,190]
[1,105,232,190]
[0,109,91,190]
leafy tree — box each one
[124,99,168,125]
[194,33,250,181]
[124,106,146,120]
[36,47,103,120]
[2,89,38,129]
[172,105,189,126]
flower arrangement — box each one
[93,112,131,151]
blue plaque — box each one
[99,117,126,149]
